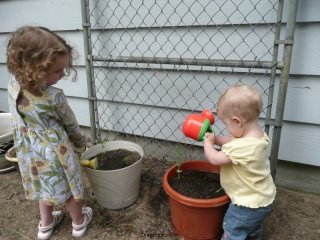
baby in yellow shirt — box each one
[204,85,276,240]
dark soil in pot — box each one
[95,149,141,171]
[169,170,225,199]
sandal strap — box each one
[38,221,55,232]
[72,207,93,230]
[38,211,64,232]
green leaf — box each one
[23,115,38,124]
[48,137,59,143]
[42,171,58,177]
[37,104,54,111]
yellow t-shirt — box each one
[221,133,276,208]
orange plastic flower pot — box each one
[163,161,230,240]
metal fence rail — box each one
[81,0,298,176]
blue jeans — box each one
[221,203,273,240]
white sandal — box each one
[37,210,64,240]
[72,207,93,238]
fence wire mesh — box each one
[83,0,286,161]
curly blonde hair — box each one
[7,26,76,95]
[217,85,262,122]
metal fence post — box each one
[270,0,299,178]
[265,0,284,135]
[80,0,99,143]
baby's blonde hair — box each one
[7,26,76,95]
[217,85,262,122]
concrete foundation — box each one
[275,160,320,195]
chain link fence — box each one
[81,0,298,174]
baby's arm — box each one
[213,135,232,146]
[204,133,231,166]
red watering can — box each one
[182,109,215,141]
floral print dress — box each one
[8,77,86,205]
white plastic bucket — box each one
[0,113,14,171]
[0,113,13,143]
[82,141,144,209]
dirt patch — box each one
[1,158,320,240]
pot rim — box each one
[82,140,144,173]
[5,146,18,163]
[163,160,230,208]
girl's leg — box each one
[66,196,93,237]
[38,201,64,239]
[65,196,84,225]
[39,201,54,227]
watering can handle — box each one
[207,126,213,133]
[79,157,98,170]
[198,122,214,141]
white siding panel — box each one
[52,67,88,98]
[62,31,86,66]
[90,0,278,28]
[0,65,10,89]
[0,34,10,63]
[295,0,320,23]
[0,90,9,112]
[90,24,320,76]
[93,67,272,112]
[68,98,91,127]
[290,24,320,76]
[91,26,275,62]
[95,101,187,141]
[1,17,319,77]
[284,76,320,124]
[278,123,320,167]
[0,0,82,32]
[89,0,320,29]
[86,67,320,125]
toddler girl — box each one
[7,26,93,239]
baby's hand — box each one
[204,132,215,144]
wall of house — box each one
[0,0,319,168]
